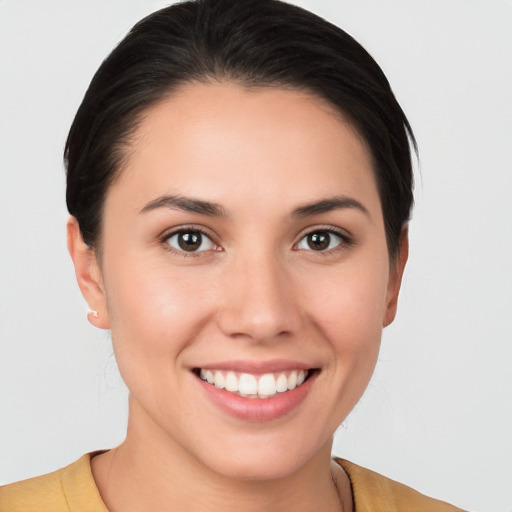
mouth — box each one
[193,363,319,422]
[194,368,314,399]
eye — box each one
[296,230,345,252]
[166,230,215,253]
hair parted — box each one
[65,0,416,259]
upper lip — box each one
[193,359,314,374]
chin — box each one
[185,429,330,482]
[204,452,308,482]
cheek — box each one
[318,283,384,392]
[300,257,389,405]
[303,260,389,346]
[103,257,216,373]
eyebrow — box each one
[292,196,370,218]
[140,195,226,216]
[140,194,369,219]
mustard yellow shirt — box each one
[0,454,464,511]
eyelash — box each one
[160,226,220,257]
[294,227,352,255]
[159,226,352,257]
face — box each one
[70,83,406,480]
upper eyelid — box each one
[160,226,220,253]
[161,227,220,257]
[293,226,353,254]
[159,224,217,241]
[296,225,351,241]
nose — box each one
[216,251,302,343]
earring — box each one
[88,309,99,318]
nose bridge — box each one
[217,247,301,342]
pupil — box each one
[308,232,330,251]
[178,232,201,251]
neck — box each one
[91,398,353,512]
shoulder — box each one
[335,458,466,512]
[0,454,108,512]
[0,467,68,511]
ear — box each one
[67,217,110,329]
[383,226,409,327]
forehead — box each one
[109,82,380,216]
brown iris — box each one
[177,231,203,251]
[306,231,332,251]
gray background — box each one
[0,1,511,511]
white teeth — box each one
[225,371,238,392]
[276,373,288,392]
[213,370,225,389]
[199,369,310,398]
[287,371,297,390]
[239,373,258,395]
[258,373,277,396]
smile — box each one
[198,369,309,399]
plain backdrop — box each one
[0,1,511,511]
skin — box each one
[68,82,408,512]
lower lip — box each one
[196,372,317,422]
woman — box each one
[0,0,467,510]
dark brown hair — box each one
[65,0,416,259]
